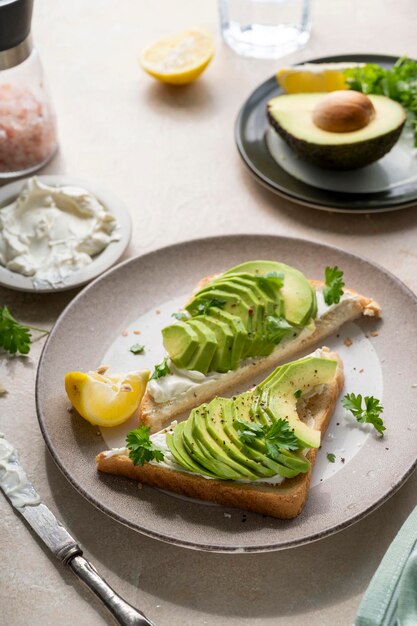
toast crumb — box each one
[359,368,364,373]
[344,338,353,347]
[133,329,141,335]
[370,330,379,337]
[155,309,161,315]
[96,364,109,375]
[122,330,128,337]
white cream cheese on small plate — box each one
[0,175,132,293]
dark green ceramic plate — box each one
[235,54,417,213]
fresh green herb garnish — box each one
[342,393,385,436]
[171,311,188,321]
[150,357,171,380]
[323,266,345,305]
[0,305,49,355]
[235,418,300,460]
[256,272,285,295]
[327,452,336,463]
[126,425,164,466]
[129,343,145,355]
[265,315,293,344]
[193,298,226,316]
[294,389,302,399]
[345,57,417,145]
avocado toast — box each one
[140,260,380,433]
[97,348,344,519]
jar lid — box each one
[0,0,34,52]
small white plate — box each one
[0,175,132,293]
[266,126,417,194]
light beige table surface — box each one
[2,1,417,624]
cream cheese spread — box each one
[147,362,223,403]
[0,433,41,508]
[0,177,120,284]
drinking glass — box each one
[219,0,311,59]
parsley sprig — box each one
[265,315,293,344]
[345,57,417,145]
[256,272,284,295]
[126,426,164,466]
[0,305,49,355]
[171,311,189,321]
[130,343,145,355]
[323,266,345,305]
[235,418,300,460]
[342,393,385,436]
[193,298,226,316]
[150,357,171,380]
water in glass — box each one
[219,0,310,59]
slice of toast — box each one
[96,349,344,519]
[140,278,379,433]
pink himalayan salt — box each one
[0,83,57,174]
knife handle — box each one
[68,555,156,626]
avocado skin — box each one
[267,108,405,170]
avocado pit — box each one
[312,91,376,133]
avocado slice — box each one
[267,93,406,170]
[166,422,217,477]
[199,273,282,316]
[182,406,241,479]
[224,260,316,327]
[186,320,217,374]
[208,275,286,356]
[190,404,259,479]
[186,288,253,329]
[194,316,234,373]
[206,308,247,369]
[161,321,199,369]
[259,356,338,448]
[225,393,306,478]
[203,397,273,478]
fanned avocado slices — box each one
[161,260,316,375]
[165,355,337,481]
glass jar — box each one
[0,0,58,179]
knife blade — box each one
[0,434,155,626]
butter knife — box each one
[0,434,155,626]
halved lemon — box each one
[276,62,363,94]
[65,369,149,427]
[140,29,214,85]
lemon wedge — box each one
[276,62,363,94]
[65,368,149,427]
[140,29,214,85]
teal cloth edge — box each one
[356,505,417,626]
[397,547,417,626]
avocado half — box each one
[267,93,406,170]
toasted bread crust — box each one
[140,279,379,432]
[96,351,344,519]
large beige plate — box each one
[36,235,417,552]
